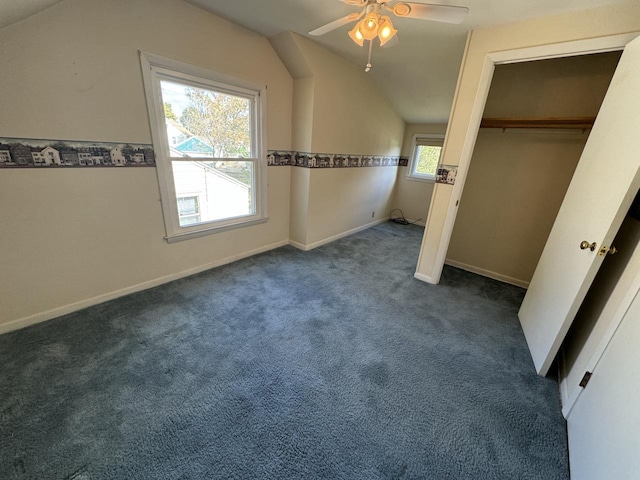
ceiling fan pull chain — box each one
[365,39,373,72]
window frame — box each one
[407,134,444,182]
[139,51,268,243]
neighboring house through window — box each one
[407,134,444,181]
[140,52,268,242]
[177,196,201,226]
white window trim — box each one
[407,134,444,183]
[139,51,268,243]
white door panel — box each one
[519,36,640,375]
[567,288,640,480]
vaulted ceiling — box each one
[184,0,627,123]
[0,0,629,123]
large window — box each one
[407,135,444,181]
[140,52,267,242]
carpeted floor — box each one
[0,222,569,480]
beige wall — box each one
[272,32,406,248]
[289,167,310,245]
[306,167,397,246]
[416,1,640,283]
[296,36,404,155]
[446,53,619,286]
[0,0,293,331]
[447,131,586,285]
[292,78,315,152]
[483,53,622,118]
[392,123,447,225]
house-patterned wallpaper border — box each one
[0,139,414,171]
[268,150,409,169]
[0,138,155,168]
[2,138,456,184]
[436,165,458,185]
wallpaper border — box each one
[435,164,458,185]
[268,150,409,168]
[0,137,155,168]
[0,138,412,172]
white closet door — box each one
[518,35,640,375]
[567,287,640,480]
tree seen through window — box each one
[415,145,441,177]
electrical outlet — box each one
[371,211,375,218]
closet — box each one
[446,51,621,288]
[446,48,640,477]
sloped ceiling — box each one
[0,0,64,29]
[0,0,629,122]
[185,0,628,123]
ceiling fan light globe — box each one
[378,27,397,45]
[348,24,365,46]
[377,15,397,45]
[392,3,411,17]
[360,13,379,40]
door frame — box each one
[429,32,640,287]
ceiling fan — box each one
[309,0,469,71]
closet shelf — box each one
[480,116,596,130]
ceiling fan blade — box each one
[338,0,367,6]
[309,12,361,36]
[393,2,469,24]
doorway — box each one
[445,52,621,289]
[414,32,640,378]
[415,32,640,287]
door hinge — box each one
[579,371,593,388]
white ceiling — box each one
[0,0,628,123]
[185,0,626,123]
[0,0,64,29]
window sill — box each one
[165,216,268,243]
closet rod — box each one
[480,117,596,129]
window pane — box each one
[160,80,251,158]
[414,145,441,177]
[172,160,253,226]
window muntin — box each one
[140,52,268,242]
[408,135,444,181]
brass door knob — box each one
[580,241,597,251]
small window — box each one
[140,52,268,243]
[408,135,444,181]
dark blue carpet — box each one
[0,222,568,479]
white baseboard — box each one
[289,217,389,251]
[402,218,426,227]
[1,218,400,336]
[0,239,289,336]
[413,272,436,284]
[288,239,307,250]
[444,259,530,288]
